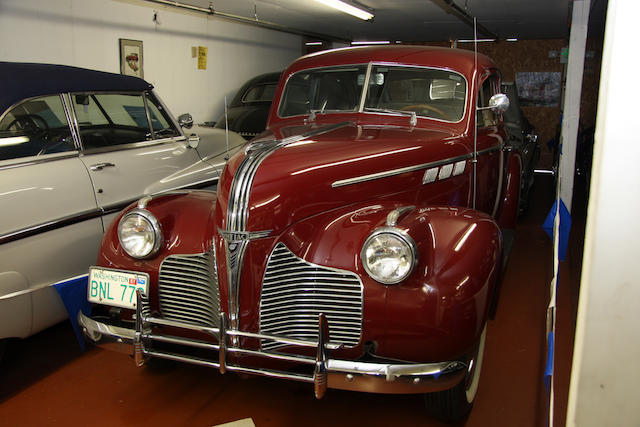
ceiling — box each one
[185,0,608,43]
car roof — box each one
[0,62,153,114]
[284,45,498,78]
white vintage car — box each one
[0,62,243,355]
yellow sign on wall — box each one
[197,46,207,70]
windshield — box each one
[278,65,367,117]
[278,64,467,123]
[364,66,467,122]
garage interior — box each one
[1,0,638,426]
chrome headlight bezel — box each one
[117,208,163,259]
[361,227,418,285]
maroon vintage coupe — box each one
[80,45,521,421]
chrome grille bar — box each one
[260,243,363,350]
[158,249,220,328]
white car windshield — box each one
[278,64,467,123]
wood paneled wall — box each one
[423,39,603,168]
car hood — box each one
[219,121,470,235]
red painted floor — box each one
[0,175,582,427]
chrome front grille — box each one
[259,243,363,350]
[158,249,220,328]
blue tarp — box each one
[543,198,572,261]
[52,276,92,351]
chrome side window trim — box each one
[142,92,155,140]
[78,137,182,155]
[65,91,84,150]
[60,93,82,150]
[148,90,186,138]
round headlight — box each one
[361,230,417,285]
[117,209,162,259]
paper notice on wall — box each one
[197,46,207,70]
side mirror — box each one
[177,113,193,129]
[488,93,510,113]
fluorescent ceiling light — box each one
[506,38,518,42]
[351,40,390,45]
[305,41,324,46]
[314,0,374,21]
[457,38,496,43]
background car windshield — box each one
[364,66,467,122]
[278,65,367,117]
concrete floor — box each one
[0,175,583,426]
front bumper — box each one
[79,292,467,397]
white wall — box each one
[0,0,302,122]
[567,0,640,425]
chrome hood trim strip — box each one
[228,121,352,233]
[221,122,352,335]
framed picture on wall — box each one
[119,39,143,79]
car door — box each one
[475,73,504,216]
[0,94,103,338]
[72,91,212,229]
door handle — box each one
[90,162,116,171]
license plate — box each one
[88,267,149,309]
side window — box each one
[145,94,180,138]
[477,75,499,128]
[0,95,75,161]
[73,92,179,149]
[74,93,149,149]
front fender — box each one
[281,202,502,362]
[97,190,218,310]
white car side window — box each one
[73,92,180,150]
[0,95,75,161]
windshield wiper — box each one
[363,107,417,126]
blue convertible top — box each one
[0,62,153,114]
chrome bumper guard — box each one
[79,291,467,397]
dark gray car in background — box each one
[214,71,281,140]
[502,81,540,212]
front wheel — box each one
[423,324,487,421]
